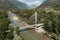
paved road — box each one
[8,12,52,40]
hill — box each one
[38,0,60,9]
[0,0,29,10]
[8,0,30,9]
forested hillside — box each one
[0,0,60,40]
[0,9,60,40]
[0,10,24,40]
[38,0,60,9]
[0,0,17,10]
[0,0,30,10]
[14,8,60,40]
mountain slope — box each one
[0,0,30,10]
[0,0,18,10]
[8,0,30,9]
[38,0,60,9]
